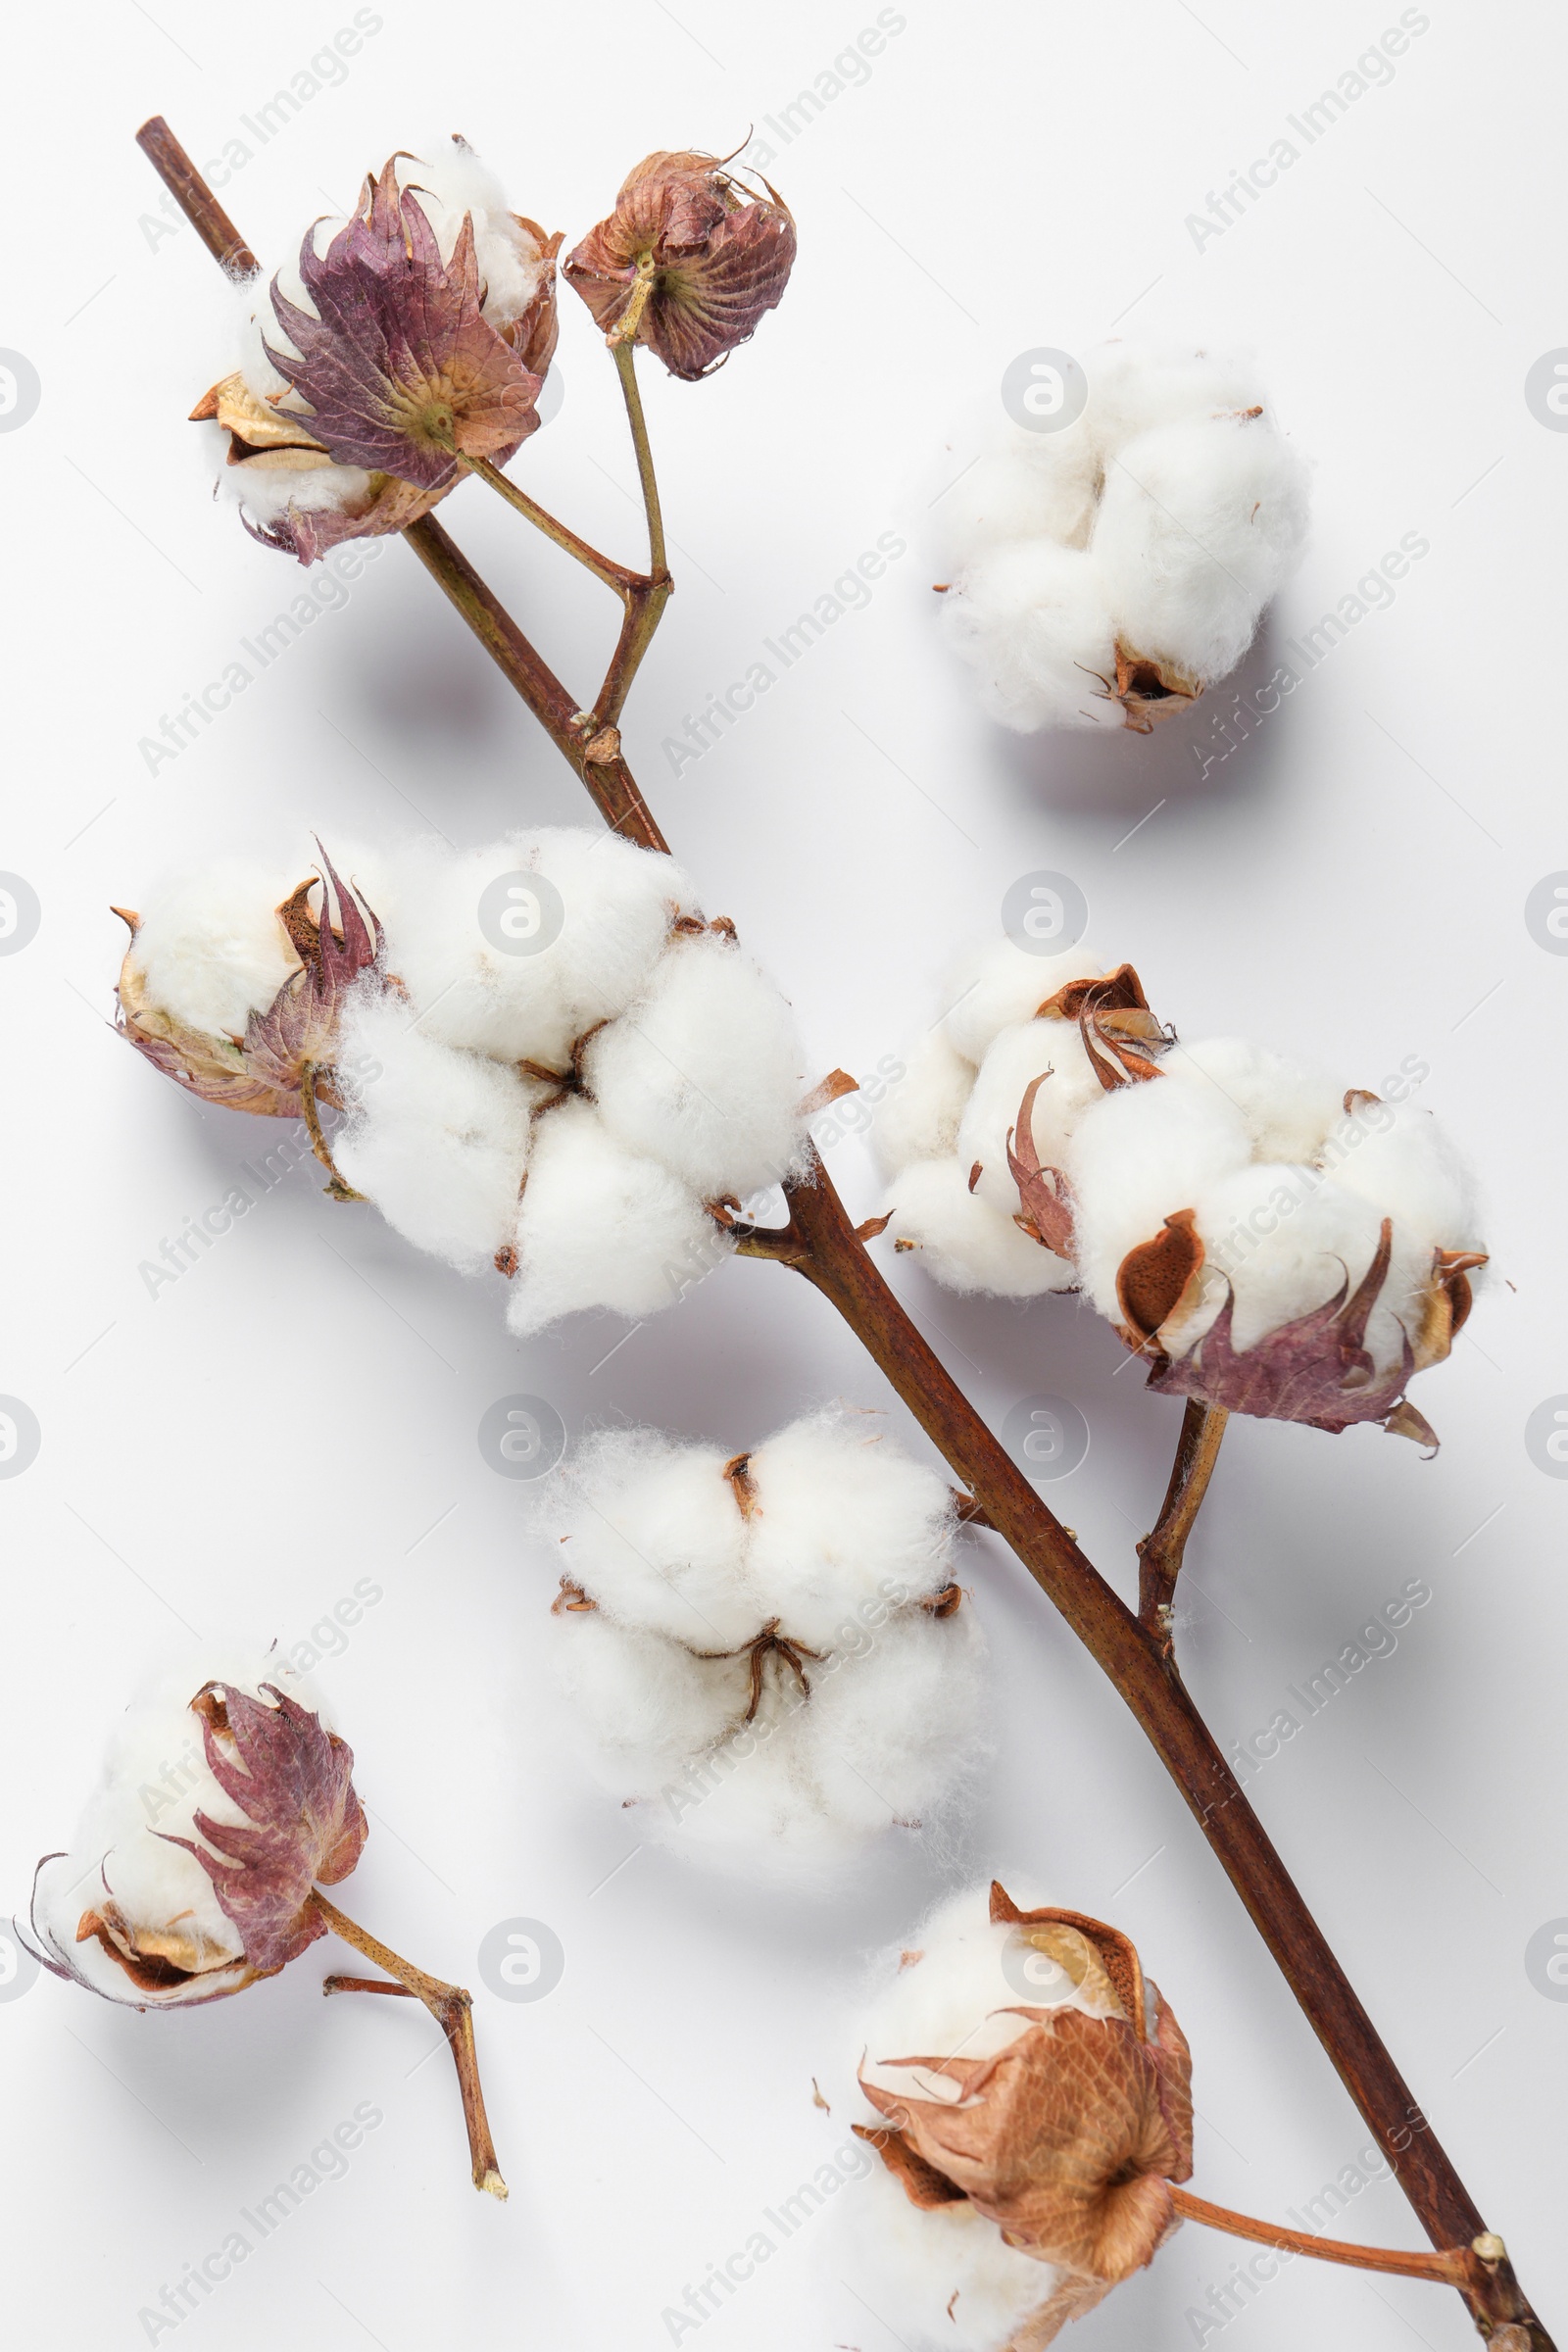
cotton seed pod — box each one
[564,149,796,379]
[28,1650,366,2007]
[935,341,1309,733]
[878,938,1485,1446]
[838,1883,1192,2351]
[199,140,560,564]
[533,1411,987,1872]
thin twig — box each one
[1169,2187,1505,2293]
[308,1888,506,2200]
[1138,1399,1229,1652]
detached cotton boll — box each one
[836,1883,1193,2350]
[938,539,1122,734]
[30,1645,366,2008]
[536,1414,986,1871]
[882,1156,1078,1298]
[872,1027,976,1176]
[330,990,538,1273]
[1093,413,1310,688]
[936,340,1308,734]
[584,927,808,1198]
[383,828,694,1071]
[506,1097,726,1337]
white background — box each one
[2,2,1565,2347]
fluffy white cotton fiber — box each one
[876,932,1487,1427]
[332,989,538,1273]
[122,828,810,1341]
[30,1643,327,2007]
[122,860,301,1041]
[535,1412,987,1871]
[936,341,1309,733]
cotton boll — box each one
[940,539,1122,732]
[1093,413,1310,686]
[507,1098,728,1337]
[32,1643,326,2003]
[744,1410,958,1642]
[537,1428,755,1647]
[872,1027,976,1176]
[584,930,807,1199]
[331,990,537,1273]
[882,1156,1077,1298]
[942,937,1106,1066]
[1069,1078,1252,1319]
[1165,1035,1343,1166]
[122,860,301,1039]
[957,1017,1108,1221]
[383,829,694,1069]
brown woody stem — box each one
[1170,2188,1516,2302]
[1138,1399,1229,1651]
[308,1888,506,2200]
[135,118,257,275]
[593,342,673,728]
[137,124,1554,2349]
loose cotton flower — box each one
[878,936,1485,1446]
[115,829,812,1336]
[534,1410,987,1871]
[564,149,796,378]
[834,1883,1192,2351]
[935,342,1310,732]
[195,139,561,564]
[29,1647,365,2006]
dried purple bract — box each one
[265,157,541,488]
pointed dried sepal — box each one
[1109,641,1202,734]
[241,844,385,1109]
[1007,1074,1075,1259]
[564,151,796,379]
[1035,965,1170,1090]
[1142,1217,1442,1446]
[859,1884,1192,2287]
[265,159,541,488]
[162,1683,368,1978]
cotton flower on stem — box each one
[26,1653,505,2198]
[132,133,1553,2352]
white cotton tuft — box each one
[535,1414,988,1874]
[1093,413,1310,686]
[1164,1036,1343,1166]
[122,861,301,1040]
[938,538,1122,733]
[393,140,552,337]
[506,1097,726,1337]
[585,929,808,1199]
[871,1027,976,1176]
[881,1155,1076,1298]
[381,829,694,1071]
[1068,1077,1252,1319]
[1179,1165,1399,1363]
[30,1642,328,2007]
[217,454,374,532]
[934,341,1309,733]
[1325,1099,1481,1252]
[941,937,1105,1067]
[330,989,538,1273]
